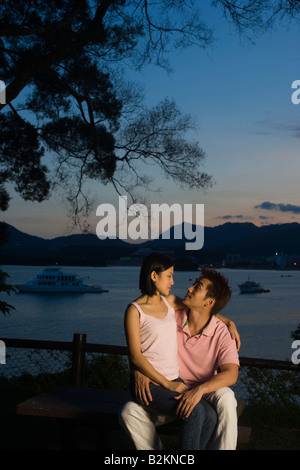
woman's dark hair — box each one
[139,252,174,296]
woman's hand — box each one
[166,380,189,394]
[228,321,241,351]
[215,313,241,351]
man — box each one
[119,267,240,450]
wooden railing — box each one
[1,333,299,386]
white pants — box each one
[119,387,237,451]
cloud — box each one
[254,118,300,139]
[254,201,300,214]
[217,214,245,220]
[275,124,300,139]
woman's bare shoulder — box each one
[125,295,145,312]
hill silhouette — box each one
[1,221,299,265]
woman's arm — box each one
[165,294,186,310]
[216,313,241,351]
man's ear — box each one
[205,297,215,308]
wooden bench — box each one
[16,385,251,449]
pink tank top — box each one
[131,296,179,380]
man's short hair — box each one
[200,267,231,315]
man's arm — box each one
[175,363,239,419]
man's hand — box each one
[174,363,239,419]
[133,369,158,406]
[174,387,203,419]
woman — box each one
[124,252,218,450]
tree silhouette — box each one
[0,0,215,224]
[291,324,300,341]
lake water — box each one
[0,265,299,361]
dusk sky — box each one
[2,4,300,240]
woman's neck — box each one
[145,292,161,305]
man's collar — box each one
[202,314,217,336]
[180,309,217,337]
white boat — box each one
[15,267,109,294]
[238,279,270,294]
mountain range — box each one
[1,221,300,266]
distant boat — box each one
[15,267,109,294]
[238,278,270,294]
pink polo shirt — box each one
[175,310,239,388]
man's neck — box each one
[187,308,211,336]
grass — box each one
[236,403,300,450]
